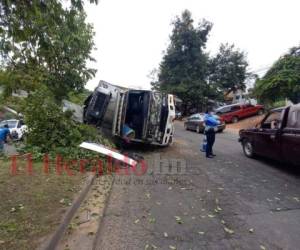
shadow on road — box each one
[253,156,300,177]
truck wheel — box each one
[232,116,239,123]
[258,109,264,115]
[242,139,254,158]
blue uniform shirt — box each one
[0,128,10,141]
[204,114,220,131]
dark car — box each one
[184,113,226,133]
[216,103,264,123]
[239,104,300,166]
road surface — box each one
[94,121,300,250]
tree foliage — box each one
[254,46,300,104]
[0,0,97,100]
[209,43,249,92]
[153,10,213,111]
[22,86,110,159]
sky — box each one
[84,0,300,90]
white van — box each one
[83,81,175,146]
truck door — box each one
[281,107,300,165]
[254,110,283,161]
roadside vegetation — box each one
[0,160,86,250]
[151,10,251,113]
[0,1,112,248]
[253,46,300,106]
[0,0,111,159]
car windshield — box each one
[215,106,230,114]
[0,120,17,129]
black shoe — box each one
[206,155,213,158]
[211,154,216,157]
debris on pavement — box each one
[79,142,137,167]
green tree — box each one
[209,43,249,93]
[254,46,300,104]
[153,10,213,112]
[0,0,97,100]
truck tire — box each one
[242,139,254,158]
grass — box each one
[0,158,86,250]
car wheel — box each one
[219,129,224,133]
[242,139,254,158]
[196,126,201,133]
[258,109,264,115]
[232,116,239,123]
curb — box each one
[44,174,96,250]
[92,174,115,250]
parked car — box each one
[0,119,27,140]
[239,104,300,166]
[215,103,264,123]
[184,113,226,133]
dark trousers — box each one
[205,129,215,157]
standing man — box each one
[204,110,219,158]
[0,124,11,154]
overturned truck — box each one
[83,81,175,146]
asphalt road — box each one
[94,121,300,250]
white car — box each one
[0,119,27,140]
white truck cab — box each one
[83,80,175,146]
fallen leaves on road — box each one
[164,232,168,238]
[169,245,176,250]
[223,227,234,234]
[134,219,140,224]
[249,228,254,233]
[174,216,183,224]
[208,214,215,218]
[260,245,266,250]
[10,207,16,213]
[149,218,156,223]
[293,197,299,202]
[145,193,151,199]
[198,231,205,235]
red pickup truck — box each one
[215,103,264,123]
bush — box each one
[21,87,112,160]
